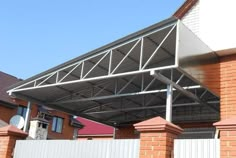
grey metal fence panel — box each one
[13,139,140,158]
[174,139,220,158]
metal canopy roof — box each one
[8,17,220,127]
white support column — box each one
[113,128,116,139]
[73,128,78,140]
[166,84,173,122]
[23,101,32,132]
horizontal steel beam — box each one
[51,85,202,104]
[8,66,177,93]
[85,101,219,115]
[150,70,219,113]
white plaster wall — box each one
[182,0,236,51]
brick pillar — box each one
[134,116,183,158]
[214,117,236,158]
[220,55,236,120]
[0,125,28,158]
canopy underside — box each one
[8,18,220,127]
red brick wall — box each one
[0,106,17,123]
[114,126,139,139]
[0,98,75,139]
[198,54,236,120]
[14,99,75,139]
[219,130,236,157]
[47,110,74,139]
[0,126,28,158]
[14,99,39,121]
[139,132,176,158]
[214,118,236,158]
[134,117,183,158]
[220,54,236,120]
[177,122,213,128]
[0,135,21,158]
[0,135,12,158]
[15,99,75,139]
[199,62,220,96]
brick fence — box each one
[134,116,183,158]
[214,117,236,158]
[0,125,27,158]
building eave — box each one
[173,0,198,19]
[0,100,18,109]
[216,48,236,57]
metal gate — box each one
[174,139,220,158]
[13,139,140,158]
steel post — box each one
[23,101,32,132]
[166,84,173,122]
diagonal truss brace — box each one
[51,84,202,104]
[8,22,177,94]
[150,70,219,113]
[85,101,219,115]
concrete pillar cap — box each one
[134,116,183,135]
[0,125,28,138]
[214,117,236,131]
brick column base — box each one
[134,116,183,158]
[0,125,28,158]
[214,117,236,158]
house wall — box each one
[182,0,236,52]
[14,99,38,119]
[0,105,17,123]
[0,98,75,139]
[47,110,74,139]
[114,126,139,139]
[181,0,236,121]
[198,53,236,120]
[197,62,220,96]
[177,122,214,129]
[219,54,236,120]
[15,99,75,139]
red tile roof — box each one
[0,71,21,106]
[77,117,113,135]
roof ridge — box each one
[0,71,22,81]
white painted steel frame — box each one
[51,78,202,104]
[8,23,177,94]
[166,84,173,122]
[85,101,219,115]
[23,101,31,132]
[7,19,220,125]
[150,70,219,113]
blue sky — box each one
[0,0,184,79]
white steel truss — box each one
[8,19,220,126]
[8,23,177,93]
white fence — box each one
[14,138,220,158]
[174,139,220,158]
[13,139,140,158]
